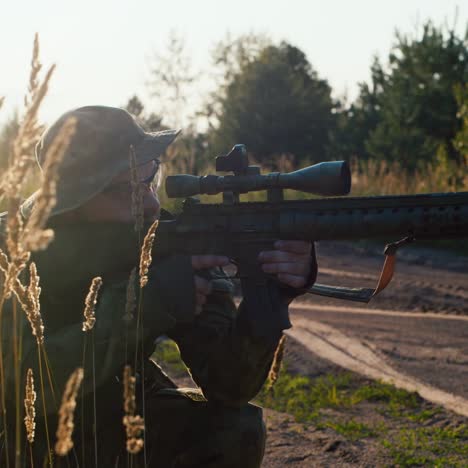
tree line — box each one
[1,21,467,183]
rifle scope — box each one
[166,161,351,198]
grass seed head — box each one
[82,276,102,332]
[10,262,44,344]
[55,368,83,456]
[24,368,37,444]
[122,365,144,454]
[139,220,159,288]
[267,335,286,391]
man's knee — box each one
[208,402,266,468]
[239,403,266,457]
[242,404,266,467]
[146,389,266,467]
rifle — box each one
[155,145,468,334]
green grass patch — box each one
[151,338,188,376]
[324,419,384,441]
[382,425,468,467]
[256,369,353,423]
[256,367,424,424]
[256,366,468,464]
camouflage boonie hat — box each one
[21,105,179,218]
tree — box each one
[124,95,163,132]
[366,22,468,169]
[202,33,272,131]
[453,83,468,161]
[330,21,468,170]
[326,58,383,161]
[210,40,336,166]
[146,31,195,128]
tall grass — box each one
[350,154,467,196]
[0,35,150,467]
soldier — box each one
[3,106,317,467]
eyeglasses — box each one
[102,160,161,195]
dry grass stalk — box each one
[25,34,42,109]
[122,365,144,454]
[0,249,9,299]
[350,156,468,196]
[139,220,159,288]
[129,145,144,232]
[24,368,37,443]
[82,276,102,332]
[19,262,43,344]
[55,367,83,456]
[7,262,44,344]
[3,199,31,297]
[123,365,136,417]
[267,335,286,391]
[1,35,55,197]
[124,268,137,323]
[0,249,8,274]
[23,116,77,252]
[0,96,5,110]
[0,34,62,313]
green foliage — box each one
[350,381,419,409]
[256,369,353,422]
[330,21,468,170]
[382,425,468,467]
[152,338,187,376]
[453,82,468,159]
[209,40,336,167]
[256,367,425,425]
[325,419,383,441]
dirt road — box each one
[289,241,468,414]
[261,242,468,466]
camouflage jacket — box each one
[2,213,301,416]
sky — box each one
[1,0,466,127]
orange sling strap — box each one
[308,236,415,303]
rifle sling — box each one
[307,236,414,303]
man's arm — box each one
[166,241,317,407]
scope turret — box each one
[166,161,351,198]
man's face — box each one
[71,160,161,224]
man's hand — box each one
[258,240,313,289]
[192,255,230,314]
[191,241,313,314]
